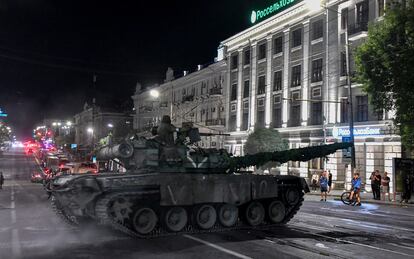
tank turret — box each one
[50,116,353,238]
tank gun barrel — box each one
[199,133,230,137]
[229,142,353,172]
[96,142,134,160]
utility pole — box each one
[345,20,356,171]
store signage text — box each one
[250,0,301,24]
[332,126,382,138]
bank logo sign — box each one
[250,0,301,24]
[332,126,382,138]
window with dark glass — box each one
[229,114,237,131]
[243,80,250,98]
[273,36,283,54]
[230,84,237,101]
[312,20,323,40]
[291,65,301,87]
[273,95,282,128]
[242,107,249,131]
[231,55,238,69]
[311,58,323,82]
[378,0,385,16]
[341,52,347,76]
[356,0,369,26]
[311,102,323,125]
[292,28,302,48]
[257,98,265,129]
[290,91,301,127]
[341,99,349,123]
[258,43,267,60]
[273,71,282,91]
[356,95,369,121]
[244,49,251,65]
[257,75,266,95]
[341,8,348,30]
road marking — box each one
[389,243,414,251]
[183,234,253,259]
[11,229,22,257]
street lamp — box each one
[150,89,160,98]
[107,123,114,128]
[87,127,94,134]
[66,121,72,126]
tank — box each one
[50,120,352,238]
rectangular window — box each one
[273,71,282,91]
[341,8,348,30]
[273,94,282,128]
[312,20,323,40]
[229,115,237,131]
[292,28,302,48]
[341,52,347,76]
[230,104,237,112]
[257,98,265,107]
[311,58,323,82]
[257,75,266,95]
[244,49,251,65]
[231,55,238,69]
[273,36,283,54]
[311,102,323,125]
[378,0,385,17]
[341,99,349,123]
[243,101,249,110]
[242,112,249,131]
[356,95,369,121]
[230,83,237,101]
[291,65,301,87]
[243,80,250,98]
[356,0,369,26]
[312,87,321,98]
[290,91,301,127]
[274,95,281,104]
[258,43,267,60]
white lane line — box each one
[11,229,22,257]
[389,243,414,251]
[183,234,253,259]
[11,209,16,224]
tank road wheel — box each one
[195,205,217,230]
[109,197,133,224]
[268,200,286,224]
[245,201,265,226]
[218,204,238,227]
[132,207,158,235]
[164,207,188,232]
[285,188,300,205]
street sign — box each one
[342,136,352,159]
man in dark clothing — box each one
[0,172,4,190]
[402,174,412,203]
[328,170,333,193]
[157,115,177,146]
[370,171,377,199]
[374,170,382,200]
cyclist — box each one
[349,172,362,206]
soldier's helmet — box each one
[161,115,171,124]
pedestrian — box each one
[369,171,377,199]
[349,172,362,206]
[319,171,328,201]
[380,171,391,201]
[311,174,319,192]
[401,173,412,203]
[0,171,4,190]
[374,170,382,200]
[328,170,333,193]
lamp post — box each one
[87,127,94,149]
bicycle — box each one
[341,191,357,206]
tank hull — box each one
[51,172,309,238]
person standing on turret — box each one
[157,115,177,146]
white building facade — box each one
[221,0,400,191]
[132,61,227,149]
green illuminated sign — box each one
[250,0,302,24]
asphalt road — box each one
[1,147,413,259]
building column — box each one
[302,20,310,126]
[236,49,243,131]
[282,28,290,128]
[265,36,273,128]
[225,53,232,132]
[250,42,257,130]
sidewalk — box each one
[306,189,414,207]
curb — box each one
[305,193,414,207]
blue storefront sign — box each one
[332,126,382,138]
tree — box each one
[355,1,414,151]
[244,128,288,172]
[0,123,11,149]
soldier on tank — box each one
[157,115,177,146]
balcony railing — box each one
[348,21,368,37]
[209,87,222,96]
[205,118,225,126]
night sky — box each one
[0,0,265,138]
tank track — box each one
[50,195,80,229]
[93,190,305,239]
